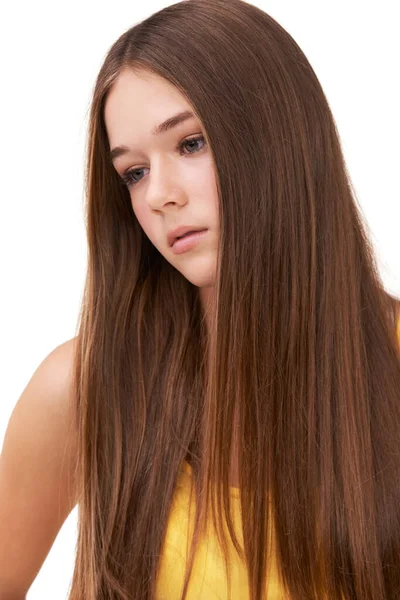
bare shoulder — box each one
[9,336,79,453]
[0,336,79,598]
[37,336,78,407]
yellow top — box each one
[156,461,282,599]
[156,313,400,599]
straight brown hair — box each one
[67,1,400,598]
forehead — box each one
[104,69,190,134]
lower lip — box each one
[171,229,208,254]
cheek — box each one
[133,205,161,247]
[203,169,220,212]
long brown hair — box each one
[67,1,400,598]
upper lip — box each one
[167,225,207,247]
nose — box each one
[145,156,187,212]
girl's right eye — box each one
[121,167,147,188]
[119,134,207,190]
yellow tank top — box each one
[156,312,400,599]
[156,460,282,599]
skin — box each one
[104,68,219,321]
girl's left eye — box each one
[119,135,207,189]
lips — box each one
[176,229,202,240]
[170,229,208,254]
[167,225,207,247]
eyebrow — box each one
[109,110,196,164]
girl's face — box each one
[104,69,219,301]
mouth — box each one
[167,226,208,247]
[176,230,202,241]
[170,229,208,254]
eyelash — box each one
[119,135,207,189]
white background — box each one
[0,1,399,598]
